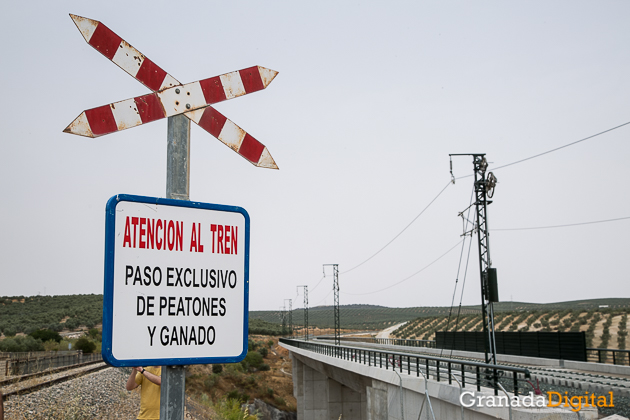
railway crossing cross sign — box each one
[64,14,281,418]
[64,14,279,170]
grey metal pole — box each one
[166,114,191,201]
[160,114,190,420]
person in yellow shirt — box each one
[126,366,162,419]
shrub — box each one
[214,398,257,420]
[259,363,270,371]
[242,351,264,370]
[226,390,250,404]
[75,337,96,353]
[212,364,223,374]
[223,362,245,379]
[30,329,62,343]
[203,374,219,390]
[43,339,60,351]
[259,347,268,358]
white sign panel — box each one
[102,194,249,367]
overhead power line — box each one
[341,239,463,296]
[492,216,630,231]
[456,120,630,180]
[310,275,326,292]
[342,180,452,275]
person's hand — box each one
[133,366,144,373]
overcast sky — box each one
[1,1,629,311]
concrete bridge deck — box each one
[281,338,627,420]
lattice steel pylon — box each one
[323,264,340,346]
[451,154,499,366]
[280,306,287,336]
[285,299,293,336]
[298,285,308,340]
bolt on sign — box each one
[102,194,250,366]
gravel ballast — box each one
[3,367,141,419]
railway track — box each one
[0,360,108,398]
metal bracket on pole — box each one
[161,114,190,420]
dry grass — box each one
[186,337,296,414]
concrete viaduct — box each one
[280,338,630,420]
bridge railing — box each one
[586,348,630,366]
[333,336,437,348]
[324,336,630,367]
[3,352,102,377]
[280,338,531,397]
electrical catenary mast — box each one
[297,285,309,340]
[323,264,340,346]
[450,154,499,365]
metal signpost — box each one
[65,14,279,419]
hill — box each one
[250,298,630,331]
[0,295,102,337]
[1,295,629,341]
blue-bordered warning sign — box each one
[102,194,249,367]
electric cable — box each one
[454,120,630,180]
[492,216,630,231]
[341,180,452,275]
[310,275,326,292]
[443,217,476,359]
[313,289,333,306]
[440,186,475,357]
[340,239,463,296]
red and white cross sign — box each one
[64,14,278,169]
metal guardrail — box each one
[280,338,531,396]
[587,348,630,366]
[337,336,437,349]
[0,351,81,360]
[3,352,102,377]
[325,336,630,367]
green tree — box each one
[75,337,96,353]
[30,329,62,343]
[0,336,44,352]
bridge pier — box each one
[366,380,388,419]
[293,355,366,419]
